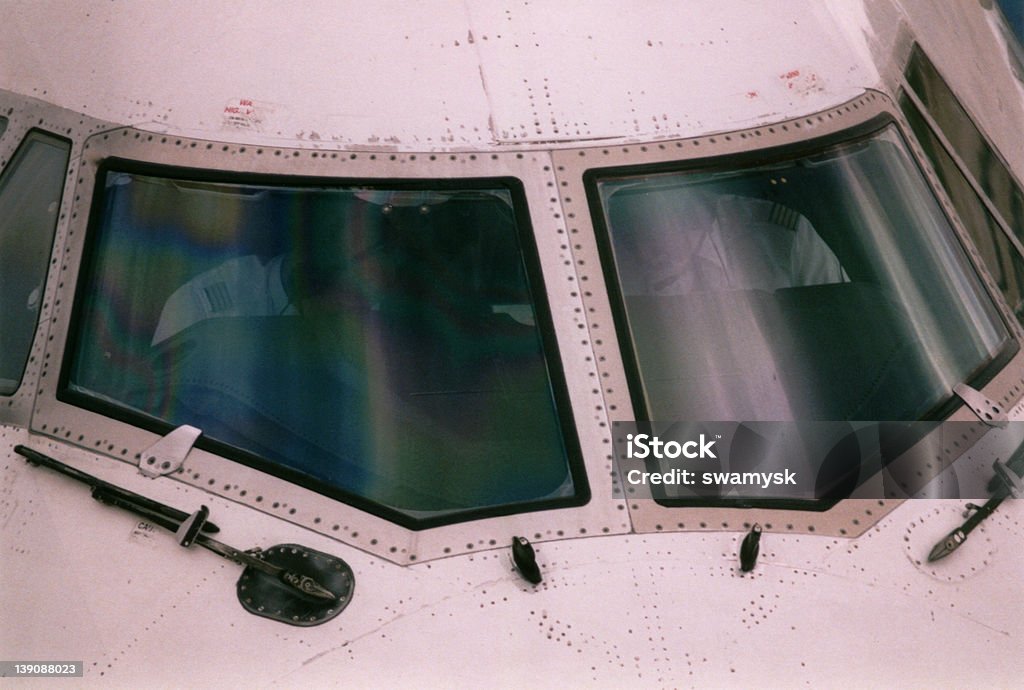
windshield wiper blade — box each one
[16,445,338,603]
[90,486,335,601]
[16,444,219,534]
[927,449,1023,563]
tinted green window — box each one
[0,131,70,394]
[63,168,586,527]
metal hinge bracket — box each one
[953,383,1008,428]
[138,425,202,478]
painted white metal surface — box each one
[2,430,1022,688]
[0,1,883,148]
[1,1,1022,688]
[3,1,1018,161]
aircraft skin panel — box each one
[2,429,1022,687]
[1,1,1023,687]
[1,1,882,148]
[2,2,1017,165]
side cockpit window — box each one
[61,169,586,527]
[0,130,70,395]
[0,116,8,140]
[900,45,1024,322]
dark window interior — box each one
[0,130,70,394]
[62,169,586,527]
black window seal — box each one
[583,114,1018,512]
[57,156,590,531]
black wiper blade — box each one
[927,448,1023,563]
[16,444,219,534]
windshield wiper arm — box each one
[16,444,219,534]
[927,448,1023,562]
[90,486,336,601]
[16,444,338,603]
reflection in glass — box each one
[595,126,1011,424]
[904,46,1024,239]
[66,174,581,523]
[0,131,70,394]
[901,92,1024,323]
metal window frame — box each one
[899,44,1024,270]
[902,45,1024,206]
[0,91,112,428]
[57,157,591,531]
[549,89,1024,537]
[15,85,1024,557]
[30,120,629,564]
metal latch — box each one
[512,536,542,584]
[138,425,202,478]
[953,383,1008,428]
[739,523,762,572]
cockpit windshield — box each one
[593,125,1014,424]
[62,169,585,526]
